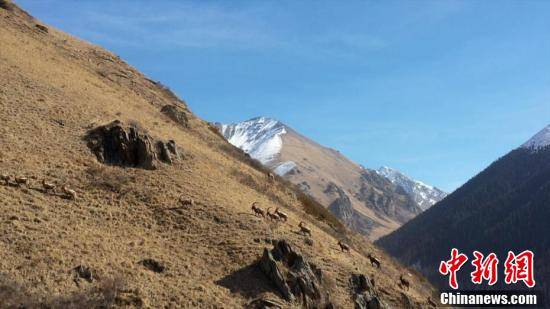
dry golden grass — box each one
[0,3,438,308]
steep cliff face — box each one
[377,166,447,211]
[327,182,378,236]
[357,170,421,224]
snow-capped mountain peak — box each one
[521,125,550,150]
[216,117,290,167]
[376,166,447,211]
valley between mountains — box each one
[4,1,546,308]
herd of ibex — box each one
[2,168,416,297]
[259,171,418,296]
[250,202,289,223]
[249,200,391,271]
[1,173,77,200]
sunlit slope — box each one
[0,2,437,307]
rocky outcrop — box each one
[0,0,15,11]
[156,140,179,164]
[259,248,294,301]
[85,120,180,169]
[349,273,386,309]
[356,170,421,224]
[323,182,340,195]
[327,183,377,236]
[259,240,332,308]
[161,104,189,128]
[376,166,447,211]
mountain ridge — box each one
[522,124,550,150]
[217,117,287,166]
[216,117,443,239]
[376,166,447,211]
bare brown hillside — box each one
[0,2,438,307]
[279,128,420,240]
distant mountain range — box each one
[377,124,550,298]
[216,117,446,239]
[377,166,447,211]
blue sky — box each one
[18,0,550,191]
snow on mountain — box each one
[216,117,296,173]
[218,117,447,211]
[217,116,437,237]
[376,166,447,211]
[521,125,550,150]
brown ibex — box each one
[1,174,10,185]
[399,274,410,291]
[14,176,28,187]
[368,253,381,269]
[337,241,351,253]
[42,179,56,193]
[266,208,280,221]
[274,207,288,222]
[298,221,312,236]
[251,202,265,218]
[62,184,77,200]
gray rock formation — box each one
[259,240,333,308]
[327,183,377,236]
[259,248,294,302]
[356,170,421,223]
[85,120,180,169]
[161,104,189,128]
[349,273,386,309]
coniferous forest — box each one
[377,146,550,298]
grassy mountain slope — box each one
[0,2,436,307]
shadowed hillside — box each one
[378,146,550,301]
